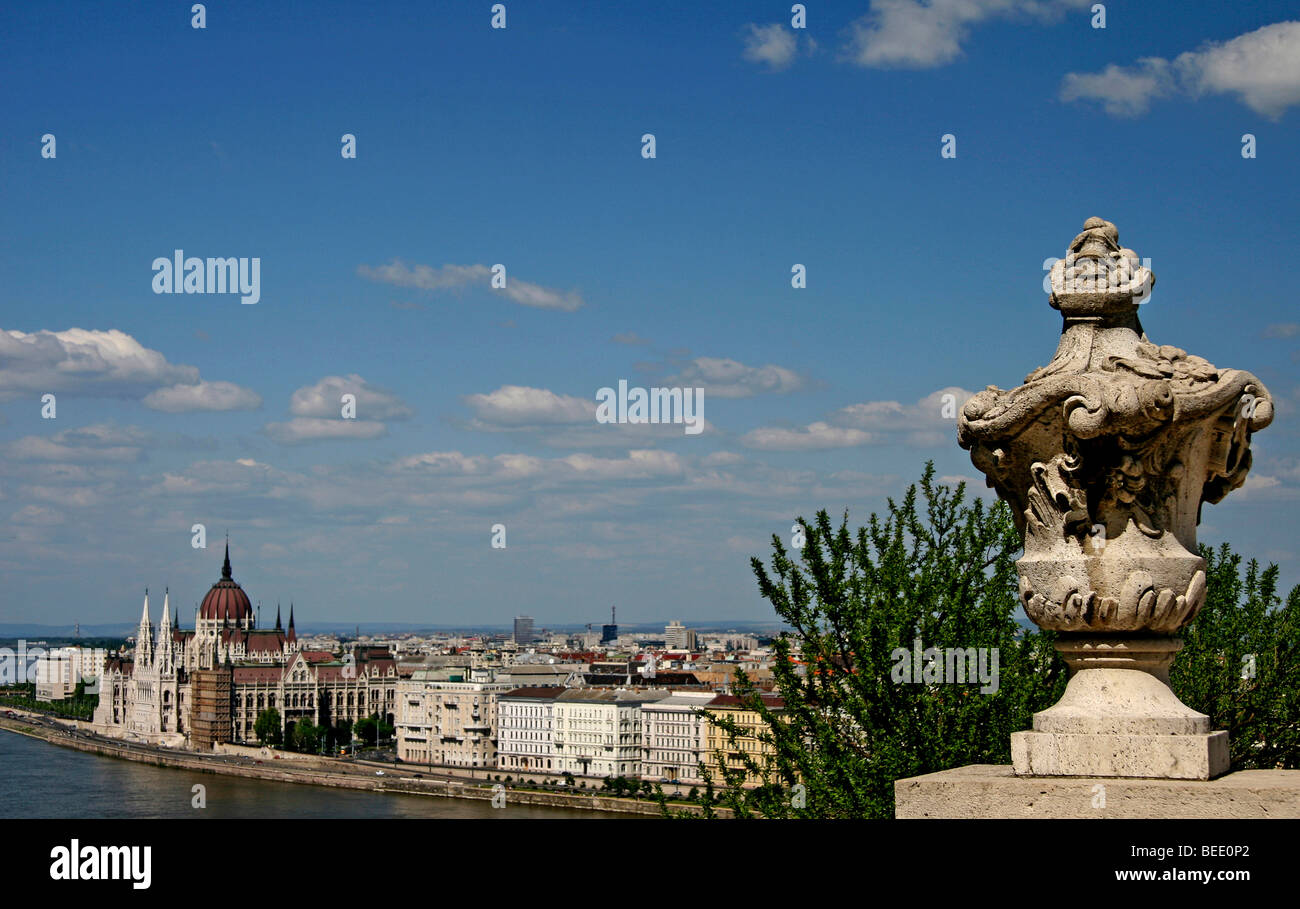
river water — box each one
[0,730,607,819]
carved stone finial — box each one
[1048,215,1153,316]
[958,218,1274,779]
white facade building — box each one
[497,687,562,773]
[552,688,670,779]
[640,691,715,783]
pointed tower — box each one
[158,588,174,673]
[275,603,282,631]
[137,589,154,665]
[287,603,297,648]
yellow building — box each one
[702,693,785,788]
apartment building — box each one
[702,693,785,788]
[395,667,513,768]
[497,687,561,773]
[552,688,670,779]
[640,691,715,783]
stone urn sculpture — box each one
[958,217,1273,779]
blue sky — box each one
[2,0,1298,628]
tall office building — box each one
[665,620,696,651]
[600,606,618,645]
[513,615,536,645]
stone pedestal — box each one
[895,765,1300,818]
[1011,731,1228,780]
[1011,637,1229,779]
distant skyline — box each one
[0,612,789,638]
[2,1,1298,625]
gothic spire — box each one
[137,589,153,663]
[276,602,282,630]
[222,535,232,580]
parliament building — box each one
[91,544,398,749]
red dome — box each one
[200,543,253,623]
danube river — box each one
[0,731,604,819]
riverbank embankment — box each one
[0,712,721,817]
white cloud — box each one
[831,399,910,429]
[0,327,196,400]
[557,450,685,479]
[1176,21,1300,118]
[357,260,584,311]
[289,374,411,421]
[741,386,973,451]
[152,457,286,496]
[4,424,149,462]
[264,418,388,444]
[500,280,583,312]
[462,385,595,426]
[741,422,875,451]
[832,386,974,436]
[845,0,1089,69]
[389,448,684,482]
[1062,21,1300,119]
[144,380,262,413]
[1264,323,1300,339]
[741,23,798,70]
[458,384,717,446]
[358,261,489,290]
[263,374,407,444]
[668,357,806,398]
[1239,473,1282,497]
[0,327,262,420]
[491,453,549,479]
[1059,58,1174,116]
[390,451,490,474]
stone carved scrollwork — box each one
[958,218,1272,634]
